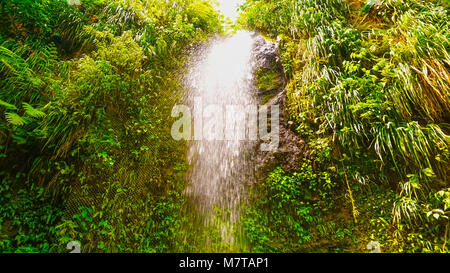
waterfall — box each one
[181,31,259,251]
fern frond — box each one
[5,112,27,126]
[0,99,18,110]
[23,102,46,118]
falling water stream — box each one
[181,31,259,251]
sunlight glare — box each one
[216,0,245,21]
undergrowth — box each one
[0,0,222,253]
[239,0,450,252]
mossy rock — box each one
[255,68,283,104]
[256,69,282,91]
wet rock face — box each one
[251,33,281,72]
[250,33,310,175]
[250,33,284,103]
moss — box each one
[255,68,282,91]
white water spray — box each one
[182,31,258,249]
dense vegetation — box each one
[0,0,221,252]
[0,0,449,253]
[239,0,450,252]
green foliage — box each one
[0,173,67,253]
[238,0,349,38]
[255,68,282,92]
[1,0,448,253]
[0,0,222,253]
[240,0,450,252]
[242,160,343,252]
